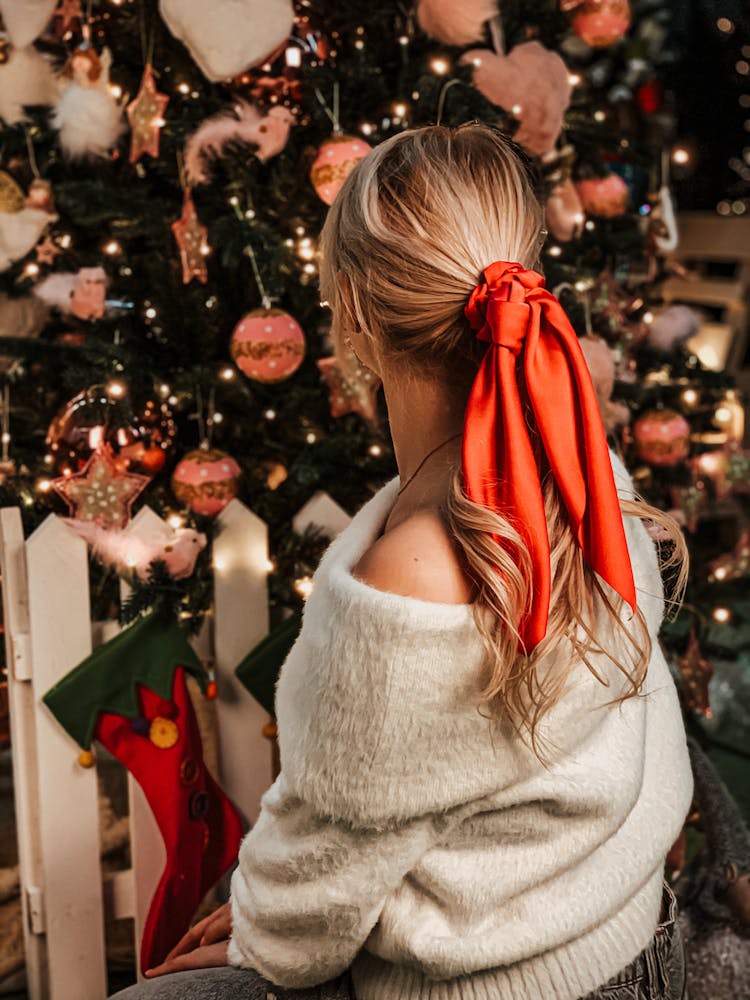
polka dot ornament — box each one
[310,134,372,205]
[230,308,305,384]
[171,448,241,517]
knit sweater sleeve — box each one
[226,519,496,986]
[227,771,460,988]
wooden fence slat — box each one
[119,508,168,975]
[213,499,270,825]
[26,515,107,1000]
[292,492,352,538]
[0,507,47,1000]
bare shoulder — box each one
[353,509,475,604]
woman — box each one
[114,123,692,1000]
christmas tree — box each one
[0,0,747,825]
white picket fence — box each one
[0,491,351,1000]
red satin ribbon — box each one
[462,261,636,652]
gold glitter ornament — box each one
[171,189,209,284]
[126,64,169,163]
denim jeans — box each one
[111,883,686,1000]
[579,881,688,1000]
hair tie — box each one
[462,260,636,652]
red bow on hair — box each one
[462,260,636,652]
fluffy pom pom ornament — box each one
[461,42,571,157]
[171,448,241,517]
[158,0,294,82]
[633,408,690,467]
[646,305,700,354]
[576,173,629,217]
[310,135,372,205]
[184,102,293,186]
[230,308,305,383]
[416,0,498,46]
[579,336,629,434]
[53,46,125,160]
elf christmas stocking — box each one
[42,612,244,974]
[96,667,243,972]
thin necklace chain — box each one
[396,432,462,497]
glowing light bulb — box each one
[642,311,654,324]
[264,408,277,420]
[305,431,317,444]
[109,84,123,99]
[712,606,731,624]
[511,104,522,116]
[106,380,126,399]
[681,388,699,406]
[568,73,582,86]
[393,102,407,117]
[594,110,606,122]
[167,514,184,529]
[294,576,314,599]
[547,245,562,257]
[177,82,190,95]
[214,557,227,571]
[431,58,449,75]
[285,46,302,67]
[145,307,157,319]
[264,558,276,572]
[104,240,120,255]
[672,147,690,165]
[24,263,40,278]
[37,478,52,493]
[369,444,382,457]
[220,367,235,380]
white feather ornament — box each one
[63,519,207,580]
[53,48,125,160]
[417,0,498,46]
[0,0,57,47]
[159,0,294,81]
[0,46,58,125]
[184,102,293,185]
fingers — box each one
[200,907,232,946]
[164,904,230,961]
[145,941,229,978]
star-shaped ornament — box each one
[676,630,713,719]
[52,447,148,529]
[171,189,209,284]
[35,234,60,265]
[126,64,169,163]
[317,353,381,425]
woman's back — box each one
[228,450,692,1000]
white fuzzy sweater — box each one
[228,451,693,1000]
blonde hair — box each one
[319,123,687,757]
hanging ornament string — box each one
[243,243,273,310]
[488,13,505,54]
[436,80,462,125]
[314,83,341,134]
[23,128,41,179]
[80,0,93,46]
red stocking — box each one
[96,667,243,972]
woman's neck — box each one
[382,371,467,520]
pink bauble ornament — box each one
[569,0,631,47]
[576,173,629,217]
[310,134,371,205]
[171,448,240,516]
[230,307,305,383]
[633,409,690,467]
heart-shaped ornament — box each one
[0,0,57,47]
[159,0,294,82]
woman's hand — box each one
[144,902,232,978]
